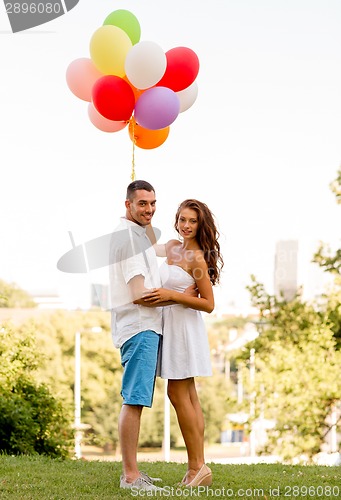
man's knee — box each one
[123,404,143,413]
[120,404,143,421]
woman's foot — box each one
[182,464,212,487]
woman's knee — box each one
[167,382,184,404]
[167,380,191,406]
[167,383,178,404]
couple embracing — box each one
[109,180,223,491]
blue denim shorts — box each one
[120,330,160,407]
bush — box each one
[0,323,73,458]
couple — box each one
[109,180,223,491]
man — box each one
[109,180,163,491]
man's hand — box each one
[183,283,199,297]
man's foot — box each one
[140,471,163,483]
[120,475,164,491]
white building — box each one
[274,240,298,301]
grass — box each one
[0,455,340,499]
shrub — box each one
[0,323,73,458]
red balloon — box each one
[156,47,199,92]
[92,75,135,121]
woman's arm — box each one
[145,223,157,245]
[145,224,167,257]
[133,283,197,307]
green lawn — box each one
[0,455,340,499]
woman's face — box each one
[176,207,199,240]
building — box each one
[274,240,298,301]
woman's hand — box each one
[141,288,173,303]
[141,283,198,304]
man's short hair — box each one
[126,180,155,200]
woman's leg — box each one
[189,379,205,458]
[167,378,205,483]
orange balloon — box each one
[128,117,169,149]
[123,76,146,103]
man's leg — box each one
[119,404,143,483]
[119,331,160,484]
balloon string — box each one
[131,118,136,181]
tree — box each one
[0,279,36,308]
[242,276,341,461]
[329,165,341,205]
[312,166,341,347]
[312,166,340,278]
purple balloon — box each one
[134,87,180,130]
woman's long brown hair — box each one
[174,199,224,285]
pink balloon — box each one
[134,87,180,130]
[88,103,128,133]
[66,58,103,102]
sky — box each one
[0,0,340,312]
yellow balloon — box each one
[90,25,132,76]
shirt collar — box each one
[120,217,146,236]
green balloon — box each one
[103,9,141,45]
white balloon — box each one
[176,81,199,112]
[125,40,167,90]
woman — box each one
[142,199,224,487]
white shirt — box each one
[109,218,162,348]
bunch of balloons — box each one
[66,9,199,150]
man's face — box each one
[125,189,156,227]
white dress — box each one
[157,262,212,379]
